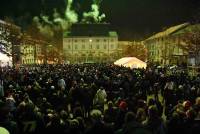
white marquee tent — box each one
[0,52,12,66]
[114,57,147,69]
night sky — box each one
[0,0,200,40]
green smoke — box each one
[33,0,79,37]
[65,0,78,23]
[33,0,106,37]
[82,0,105,23]
[33,16,54,37]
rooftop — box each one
[146,23,190,41]
[64,23,117,37]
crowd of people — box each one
[0,64,200,134]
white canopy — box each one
[0,52,12,66]
[114,57,147,69]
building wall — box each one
[63,36,118,63]
[20,39,44,65]
[145,36,187,65]
[20,44,35,64]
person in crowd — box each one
[143,105,166,134]
[85,109,114,134]
[0,100,18,134]
[93,87,107,111]
[115,112,151,134]
[0,64,200,134]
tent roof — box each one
[114,57,146,69]
[114,57,145,65]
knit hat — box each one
[119,101,127,110]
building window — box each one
[75,44,78,49]
[104,44,107,49]
[90,44,92,49]
[104,39,107,42]
[68,45,71,49]
[96,39,99,42]
[82,44,85,49]
[111,44,114,49]
[96,44,99,49]
[74,39,77,42]
[82,39,85,42]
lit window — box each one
[90,45,92,49]
[82,44,85,49]
[96,44,99,49]
[104,44,107,49]
[75,44,78,49]
[111,44,114,49]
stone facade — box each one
[63,24,118,63]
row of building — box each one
[1,19,200,66]
[62,23,147,64]
[0,19,61,65]
[144,23,200,66]
[63,22,200,67]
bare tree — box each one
[123,43,147,61]
[184,25,200,65]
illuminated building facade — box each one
[21,37,40,64]
[20,35,46,65]
[63,23,118,63]
[144,23,196,65]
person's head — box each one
[73,106,83,118]
[148,98,155,106]
[137,99,147,108]
[125,112,136,123]
[107,101,113,109]
[195,97,200,106]
[50,86,55,90]
[76,117,85,130]
[70,119,79,130]
[42,97,47,103]
[136,108,147,122]
[175,103,185,116]
[90,109,102,122]
[148,105,158,119]
[25,102,35,113]
[183,100,191,111]
[60,110,68,120]
[50,113,60,125]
